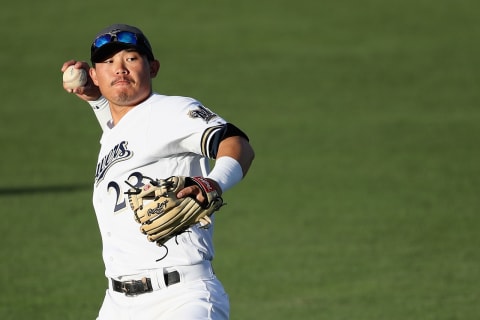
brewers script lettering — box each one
[95,141,133,185]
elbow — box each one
[241,141,255,176]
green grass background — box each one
[1,0,479,319]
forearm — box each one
[207,136,255,192]
[216,136,254,176]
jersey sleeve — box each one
[199,123,249,159]
[87,96,113,131]
[145,96,226,159]
[176,99,250,159]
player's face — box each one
[90,50,159,107]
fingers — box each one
[61,60,102,101]
[61,60,88,72]
[61,60,76,72]
[177,185,206,204]
[61,60,88,93]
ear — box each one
[149,60,160,78]
[89,67,99,86]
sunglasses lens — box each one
[93,31,137,49]
[94,34,113,48]
[116,32,137,45]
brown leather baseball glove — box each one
[126,176,223,245]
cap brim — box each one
[91,42,146,63]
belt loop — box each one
[152,269,168,290]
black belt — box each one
[111,271,180,296]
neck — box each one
[109,105,135,126]
[107,93,152,126]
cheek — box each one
[89,69,100,86]
[94,72,112,88]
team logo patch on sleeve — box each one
[188,105,218,123]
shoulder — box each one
[148,93,222,123]
[148,93,198,107]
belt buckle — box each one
[122,277,152,296]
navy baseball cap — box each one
[90,24,155,63]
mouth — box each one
[111,77,133,86]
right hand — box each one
[61,60,101,101]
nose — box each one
[114,61,128,75]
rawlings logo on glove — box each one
[147,199,169,217]
[125,176,224,245]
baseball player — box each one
[61,24,254,320]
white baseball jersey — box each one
[90,93,227,279]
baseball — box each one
[63,65,87,89]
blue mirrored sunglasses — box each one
[93,31,138,49]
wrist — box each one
[205,178,222,195]
[206,156,243,193]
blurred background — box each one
[1,1,479,319]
